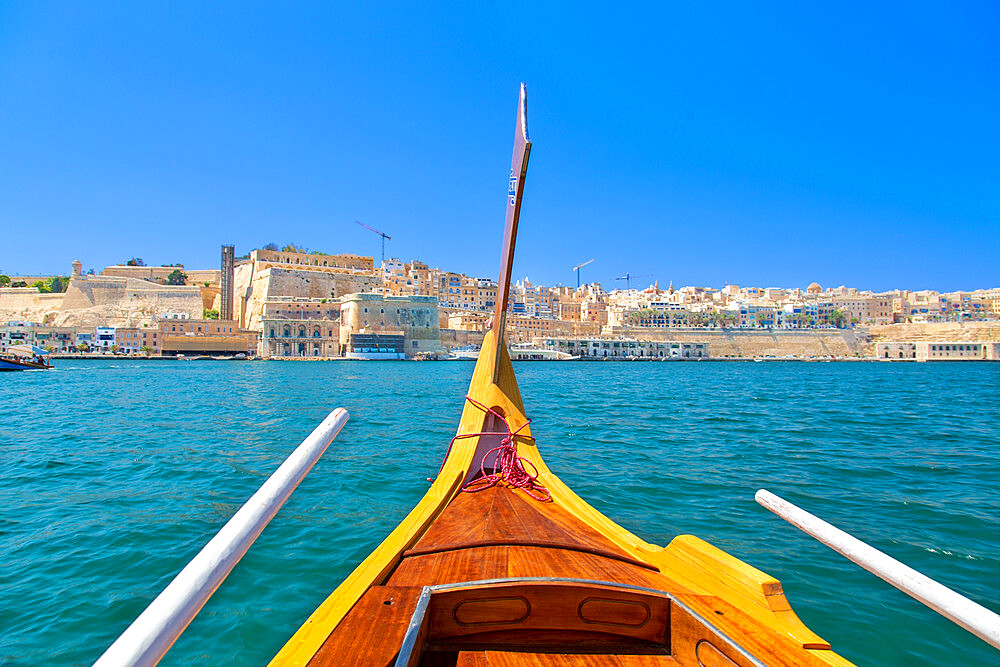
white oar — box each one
[756,489,1000,650]
[95,408,350,667]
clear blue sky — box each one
[1,2,997,292]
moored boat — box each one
[0,344,53,371]
[269,84,852,667]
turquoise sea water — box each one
[2,359,998,666]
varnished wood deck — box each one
[305,486,839,667]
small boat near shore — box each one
[0,345,53,371]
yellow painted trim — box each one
[272,329,849,664]
[271,331,528,665]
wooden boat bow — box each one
[270,85,852,667]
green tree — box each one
[46,276,70,293]
[0,275,10,287]
[125,257,146,266]
[11,281,27,287]
[203,308,220,320]
[111,344,120,354]
[166,269,188,285]
[140,345,153,356]
[33,280,51,293]
[829,309,847,328]
[75,343,88,353]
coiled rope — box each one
[441,395,550,502]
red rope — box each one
[439,395,550,502]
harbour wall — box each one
[866,322,1000,343]
[599,326,866,358]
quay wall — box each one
[599,326,866,358]
[866,322,1000,343]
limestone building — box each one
[233,249,378,331]
[158,318,258,356]
[339,294,440,357]
[260,297,340,358]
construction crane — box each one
[355,220,391,266]
[572,259,595,288]
[614,272,652,290]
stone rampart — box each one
[600,326,865,358]
[867,322,1000,343]
[0,289,66,322]
[237,265,378,331]
[53,276,202,326]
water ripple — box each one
[0,359,998,665]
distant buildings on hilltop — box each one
[1,244,998,359]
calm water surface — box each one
[2,360,998,665]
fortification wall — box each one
[0,289,66,323]
[867,322,1000,343]
[237,265,378,331]
[600,326,866,358]
[52,276,202,327]
[3,274,219,328]
[440,328,484,348]
[101,266,220,284]
[201,285,221,311]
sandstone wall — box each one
[237,265,379,331]
[0,289,66,323]
[599,326,866,358]
[201,285,221,311]
[54,276,201,326]
[866,322,1000,343]
[1,277,202,326]
[440,328,485,348]
[101,266,220,285]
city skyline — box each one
[3,244,997,297]
[2,3,997,291]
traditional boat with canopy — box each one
[0,344,53,371]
